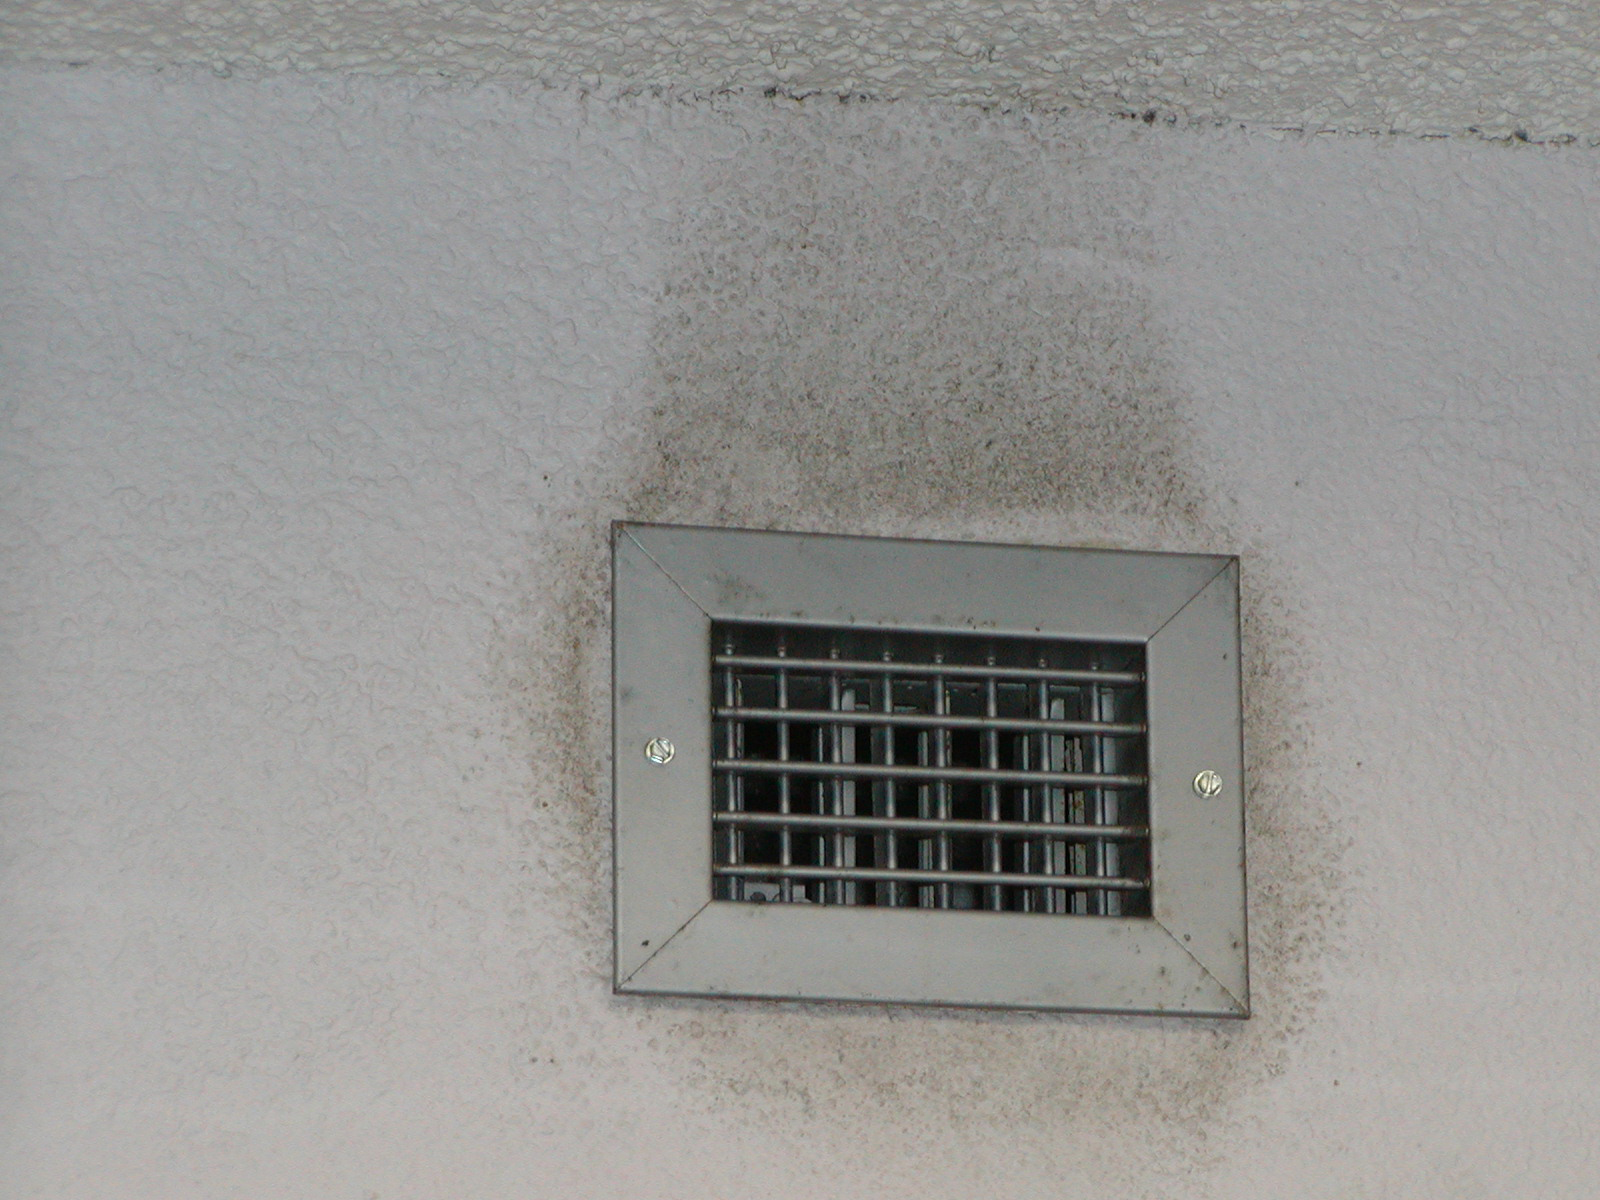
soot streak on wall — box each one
[501,102,1344,1183]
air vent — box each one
[612,523,1248,1016]
[710,621,1151,916]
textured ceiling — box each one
[3,1,1599,140]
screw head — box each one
[644,737,676,765]
[1192,769,1223,797]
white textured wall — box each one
[4,1,1600,140]
[4,66,1600,1197]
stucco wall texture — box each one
[4,1,1600,141]
[5,65,1600,1197]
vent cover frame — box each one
[612,522,1248,1017]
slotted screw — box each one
[1192,769,1223,797]
[644,737,675,765]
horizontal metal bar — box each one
[714,758,1146,789]
[715,706,1144,737]
[714,864,1148,891]
[714,654,1142,686]
[714,810,1150,840]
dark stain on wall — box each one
[499,101,1345,1189]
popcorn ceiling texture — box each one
[4,0,1600,140]
[5,65,1600,1198]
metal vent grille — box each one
[615,523,1247,1015]
[711,620,1151,916]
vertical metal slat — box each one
[776,643,793,903]
[880,663,898,907]
[934,658,951,909]
[829,650,844,906]
[1090,658,1107,916]
[722,638,742,902]
[1069,685,1088,916]
[1045,687,1066,914]
[1102,671,1123,918]
[984,671,1003,911]
[1018,674,1037,914]
[840,682,858,905]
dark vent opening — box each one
[710,620,1152,917]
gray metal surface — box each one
[714,864,1149,890]
[713,811,1149,839]
[712,758,1145,789]
[1144,562,1249,1008]
[716,706,1144,736]
[627,524,1225,641]
[630,904,1241,1016]
[715,653,1144,685]
[612,522,1248,1016]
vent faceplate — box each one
[611,523,1249,1016]
[711,622,1151,916]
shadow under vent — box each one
[711,621,1152,917]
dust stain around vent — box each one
[498,102,1344,1186]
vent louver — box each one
[710,622,1152,916]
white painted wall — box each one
[4,66,1600,1197]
